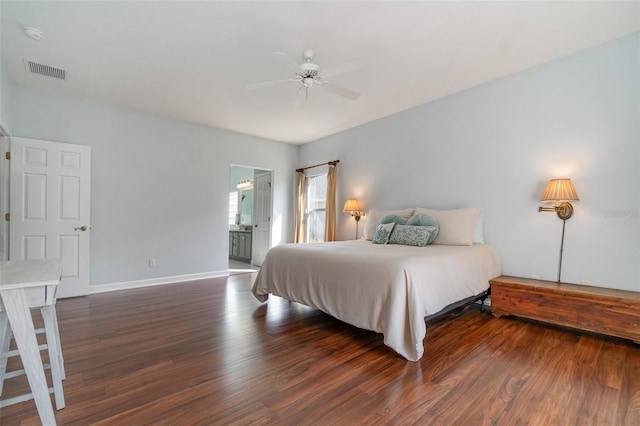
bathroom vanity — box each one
[229,229,252,263]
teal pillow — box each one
[372,223,395,244]
[406,214,439,244]
[407,213,437,226]
[389,225,437,247]
[380,214,406,225]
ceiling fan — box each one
[246,49,362,112]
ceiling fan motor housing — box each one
[300,62,319,72]
[300,49,320,76]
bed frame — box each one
[424,288,490,324]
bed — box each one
[251,239,501,361]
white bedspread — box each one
[251,240,500,361]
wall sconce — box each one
[538,178,579,220]
[538,178,579,282]
[343,198,365,239]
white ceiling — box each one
[2,1,638,144]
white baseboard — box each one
[89,270,230,294]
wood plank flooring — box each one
[1,273,639,425]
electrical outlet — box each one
[148,258,157,268]
[581,280,592,286]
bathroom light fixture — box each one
[538,178,579,282]
[343,198,364,239]
[237,179,253,189]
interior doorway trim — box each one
[228,164,273,272]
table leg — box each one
[50,305,65,380]
[41,305,65,409]
[1,288,56,425]
[0,312,10,395]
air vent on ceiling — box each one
[24,60,67,80]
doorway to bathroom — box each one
[228,165,272,274]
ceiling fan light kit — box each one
[247,49,361,112]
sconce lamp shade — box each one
[343,198,364,239]
[540,179,579,202]
[539,178,579,221]
[343,198,361,213]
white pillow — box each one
[414,207,480,246]
[472,211,485,244]
[362,208,415,241]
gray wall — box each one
[0,3,5,128]
[300,34,640,291]
[6,85,298,286]
[0,27,11,131]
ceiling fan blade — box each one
[246,78,294,90]
[321,60,362,78]
[319,82,360,100]
[292,86,307,113]
[272,52,302,74]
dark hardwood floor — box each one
[1,273,639,425]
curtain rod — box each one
[296,159,339,173]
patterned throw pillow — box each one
[389,225,437,247]
[406,213,439,244]
[372,223,396,244]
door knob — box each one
[74,226,90,231]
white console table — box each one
[0,258,62,425]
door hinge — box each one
[5,152,9,160]
[4,213,9,221]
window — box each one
[229,191,238,225]
[306,174,327,243]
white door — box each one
[252,172,272,266]
[9,137,91,298]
